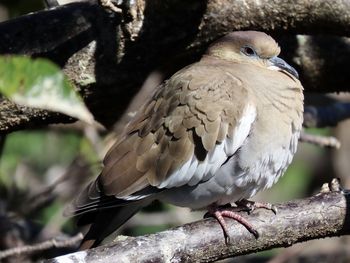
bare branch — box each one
[304,103,350,128]
[45,189,350,263]
[0,233,83,260]
[299,131,341,149]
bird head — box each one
[206,31,299,79]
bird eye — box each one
[241,46,256,57]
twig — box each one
[45,187,350,263]
[0,233,83,260]
[299,131,341,148]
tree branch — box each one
[1,0,350,132]
[299,131,341,148]
[0,233,83,260]
[45,187,350,263]
[304,102,350,128]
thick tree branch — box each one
[1,0,350,132]
[45,188,350,263]
[304,102,350,128]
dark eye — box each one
[241,46,256,57]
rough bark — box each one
[1,0,350,132]
[304,102,350,128]
[45,189,350,263]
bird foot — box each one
[235,199,277,214]
[206,204,259,243]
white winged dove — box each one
[66,31,304,249]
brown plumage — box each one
[65,31,303,249]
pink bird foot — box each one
[206,200,277,243]
[206,204,259,243]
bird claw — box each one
[205,200,276,241]
[206,205,259,243]
[236,199,277,214]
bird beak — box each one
[268,56,299,79]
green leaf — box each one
[0,55,94,123]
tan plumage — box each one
[102,63,250,194]
[65,31,304,248]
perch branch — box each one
[45,187,350,263]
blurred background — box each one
[0,1,350,262]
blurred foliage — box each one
[0,128,99,259]
[0,4,101,260]
[305,127,332,136]
[0,131,81,178]
[0,129,99,220]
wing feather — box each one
[78,62,257,206]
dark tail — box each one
[79,202,146,250]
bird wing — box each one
[100,62,257,197]
[66,62,257,217]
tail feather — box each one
[79,202,147,249]
[64,177,161,249]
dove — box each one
[65,31,304,249]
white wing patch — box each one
[225,104,257,156]
[158,104,257,189]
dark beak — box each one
[268,56,299,79]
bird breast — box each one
[161,123,300,210]
[161,70,303,210]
